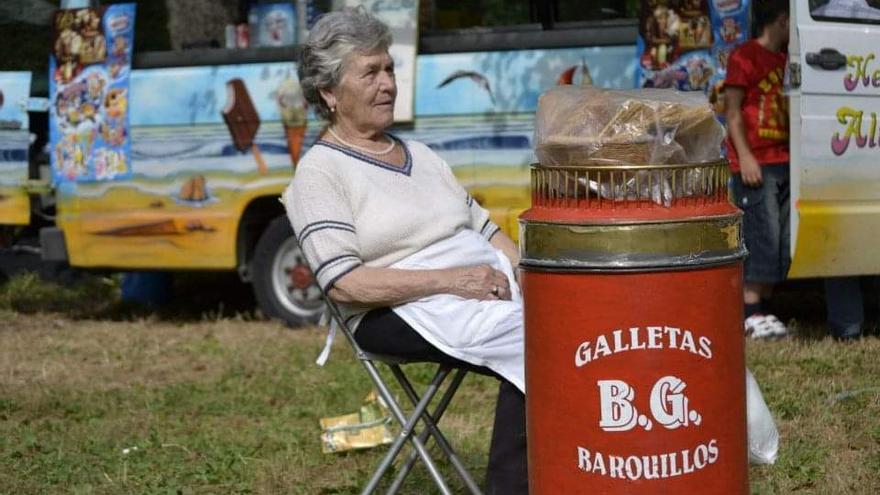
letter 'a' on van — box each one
[789,0,880,277]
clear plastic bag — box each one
[534,86,724,167]
[319,390,394,454]
[746,368,779,465]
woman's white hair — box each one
[298,7,392,120]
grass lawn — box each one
[0,273,879,494]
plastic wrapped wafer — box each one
[535,86,724,167]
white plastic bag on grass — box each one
[747,368,779,464]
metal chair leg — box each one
[360,361,453,495]
[319,292,481,494]
[386,367,483,495]
[385,367,463,495]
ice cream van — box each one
[0,2,637,326]
[787,0,880,278]
[1,0,875,327]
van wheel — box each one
[251,216,324,327]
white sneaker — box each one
[745,314,788,339]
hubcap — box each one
[289,264,314,290]
[270,236,324,320]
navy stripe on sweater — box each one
[315,135,412,176]
[298,220,356,244]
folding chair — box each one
[321,294,484,495]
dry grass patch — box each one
[0,314,324,391]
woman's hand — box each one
[447,265,512,301]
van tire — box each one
[251,216,324,327]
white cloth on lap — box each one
[390,228,525,392]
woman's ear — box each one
[318,87,337,113]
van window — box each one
[418,0,638,53]
[810,0,880,23]
[554,0,639,23]
[421,0,533,31]
[419,0,638,31]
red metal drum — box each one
[519,161,748,494]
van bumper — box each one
[790,200,880,278]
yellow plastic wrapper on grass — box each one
[319,390,394,454]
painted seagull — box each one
[436,70,496,106]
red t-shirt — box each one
[724,39,790,172]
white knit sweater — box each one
[282,136,499,323]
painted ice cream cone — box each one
[285,125,306,167]
[277,75,307,167]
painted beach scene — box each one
[55,45,636,268]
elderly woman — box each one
[283,8,527,493]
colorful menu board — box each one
[49,3,135,183]
[637,0,750,106]
[707,0,751,115]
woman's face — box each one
[325,50,396,133]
